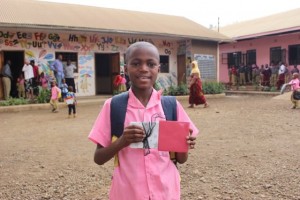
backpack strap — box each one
[110,91,129,138]
[161,96,177,121]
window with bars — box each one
[159,55,169,73]
[246,50,256,65]
[227,52,242,67]
[270,47,282,65]
[288,44,300,65]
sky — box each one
[42,0,300,28]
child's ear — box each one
[158,64,160,73]
[124,65,128,74]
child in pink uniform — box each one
[49,81,61,113]
[287,72,300,109]
[89,41,198,200]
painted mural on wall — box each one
[0,29,184,95]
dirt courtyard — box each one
[0,95,300,200]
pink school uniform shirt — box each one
[121,77,126,84]
[289,78,300,91]
[89,89,199,200]
[51,86,60,100]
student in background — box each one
[49,81,61,113]
[286,73,300,109]
[65,86,76,118]
[16,73,25,98]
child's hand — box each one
[120,125,145,147]
[186,128,196,149]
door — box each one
[177,55,186,84]
[3,51,24,98]
[95,53,120,94]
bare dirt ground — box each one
[1,94,300,200]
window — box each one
[246,50,256,65]
[159,55,169,73]
[289,44,300,65]
[270,47,282,65]
[227,52,241,67]
[55,52,78,73]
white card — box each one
[129,122,159,149]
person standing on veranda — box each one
[1,60,13,100]
[64,59,77,93]
[50,54,64,88]
[22,59,34,99]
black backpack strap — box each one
[161,96,177,121]
[110,92,129,138]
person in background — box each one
[64,59,77,93]
[30,60,39,96]
[231,65,237,86]
[188,61,208,108]
[277,62,286,90]
[39,72,49,90]
[238,63,246,85]
[61,79,68,101]
[65,86,77,118]
[50,54,64,88]
[22,59,34,99]
[262,64,271,86]
[119,73,127,93]
[286,73,300,109]
[17,73,25,98]
[113,73,126,93]
[290,64,299,75]
[1,60,13,100]
[284,64,290,84]
[252,64,260,85]
[270,62,278,87]
[49,81,61,113]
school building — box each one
[0,0,230,99]
[218,8,300,83]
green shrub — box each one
[176,83,189,95]
[0,97,29,106]
[202,82,225,94]
[167,85,177,96]
[37,89,51,103]
[163,83,189,96]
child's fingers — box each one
[186,135,196,149]
[189,128,193,136]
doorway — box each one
[2,51,24,98]
[95,53,120,94]
[177,55,186,84]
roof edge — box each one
[232,26,300,40]
[0,23,232,43]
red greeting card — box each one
[158,121,190,152]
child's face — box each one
[125,46,160,90]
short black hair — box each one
[125,41,159,64]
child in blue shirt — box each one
[65,86,76,118]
